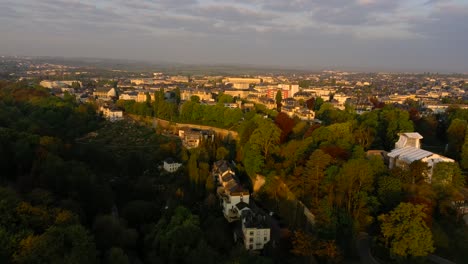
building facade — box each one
[388,132,454,182]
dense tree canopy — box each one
[379,203,434,258]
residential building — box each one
[232,83,250,89]
[213,160,250,222]
[99,105,123,122]
[224,103,239,109]
[278,84,299,97]
[223,88,251,99]
[170,75,189,83]
[239,209,271,251]
[223,77,262,85]
[178,128,214,149]
[163,158,182,173]
[94,87,117,100]
[119,91,138,101]
[130,78,153,85]
[212,160,271,251]
[181,89,212,101]
[388,132,454,182]
[136,91,155,102]
[40,80,82,89]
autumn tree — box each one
[379,203,434,258]
[291,230,313,257]
[291,230,341,263]
[13,225,98,264]
[274,112,295,143]
[304,149,333,206]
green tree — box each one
[461,128,468,170]
[242,142,264,178]
[248,119,281,159]
[377,176,403,210]
[275,90,282,111]
[190,95,200,103]
[447,118,467,159]
[432,162,464,187]
[408,160,430,184]
[379,203,434,258]
[92,215,137,252]
[145,206,204,264]
[13,225,98,264]
[304,149,333,206]
[216,146,229,160]
[0,227,13,263]
[105,247,129,264]
[335,158,377,229]
[218,94,234,104]
[380,106,414,150]
[174,87,181,104]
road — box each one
[356,232,380,264]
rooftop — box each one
[399,132,423,139]
[387,146,433,163]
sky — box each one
[1,0,468,72]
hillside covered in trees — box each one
[0,82,274,264]
[119,83,468,263]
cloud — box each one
[413,2,468,39]
[0,0,467,71]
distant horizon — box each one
[3,54,468,75]
[1,1,467,74]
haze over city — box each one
[1,0,468,72]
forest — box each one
[0,80,467,263]
[0,81,273,264]
[115,84,468,263]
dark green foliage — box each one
[179,100,243,128]
[144,206,218,264]
[14,225,98,264]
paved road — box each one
[427,255,456,264]
[357,233,457,264]
[356,232,380,264]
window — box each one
[249,245,253,250]
[250,231,254,235]
[264,237,267,241]
[249,238,253,242]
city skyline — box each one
[1,0,468,72]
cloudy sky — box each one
[1,0,468,72]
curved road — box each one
[357,232,380,264]
[357,232,456,264]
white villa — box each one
[212,160,271,251]
[213,160,250,222]
[388,132,454,182]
